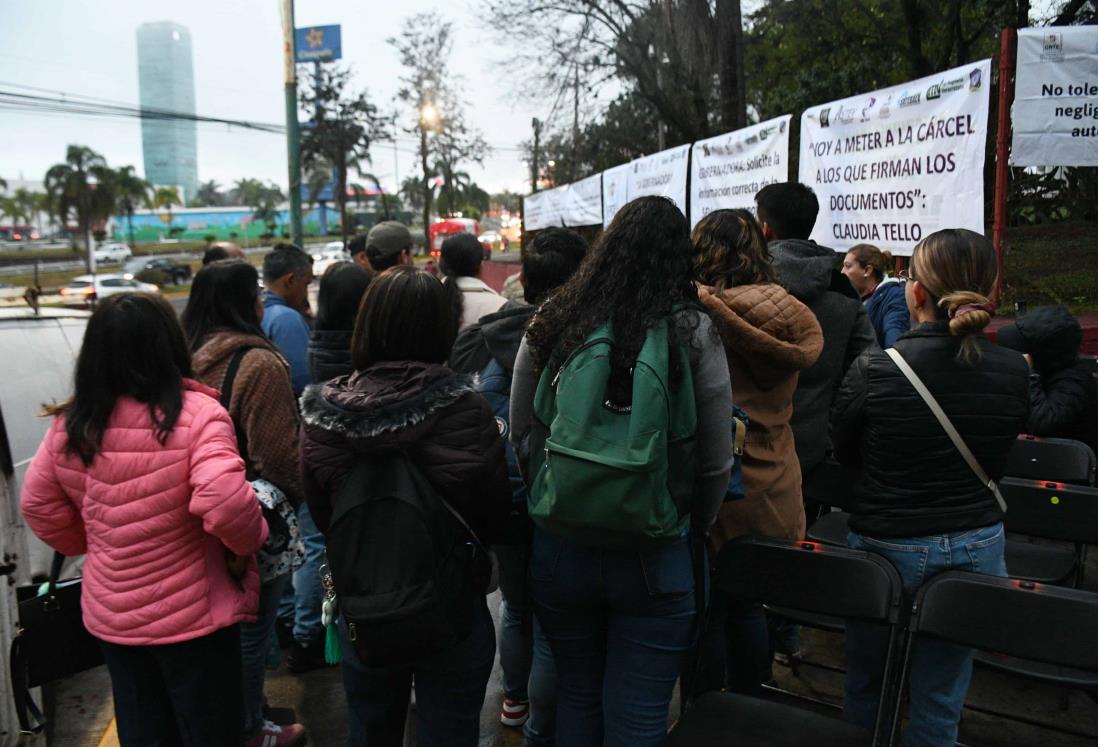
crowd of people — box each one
[19,180,1098,747]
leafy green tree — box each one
[152,186,182,236]
[44,145,115,268]
[249,182,285,237]
[114,166,151,248]
[193,180,225,207]
[299,65,389,249]
[389,13,488,232]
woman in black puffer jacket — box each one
[300,266,510,746]
[831,229,1029,747]
[308,261,371,383]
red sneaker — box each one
[245,720,307,747]
[500,696,530,727]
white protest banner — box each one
[690,115,791,227]
[523,186,566,230]
[602,163,631,227]
[563,173,603,227]
[627,144,691,212]
[799,59,991,256]
[1011,26,1098,167]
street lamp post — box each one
[280,0,304,246]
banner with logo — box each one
[602,163,631,227]
[523,186,567,230]
[626,143,691,212]
[1011,26,1098,167]
[562,173,604,226]
[799,59,991,256]
[690,115,792,227]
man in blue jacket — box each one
[262,243,314,396]
[449,227,587,745]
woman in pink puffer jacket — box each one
[21,293,267,747]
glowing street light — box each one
[420,102,440,128]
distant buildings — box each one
[136,22,198,204]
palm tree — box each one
[0,176,7,193]
[152,186,182,237]
[44,145,115,270]
[114,166,152,248]
[194,180,224,207]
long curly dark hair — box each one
[525,196,700,402]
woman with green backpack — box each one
[510,196,734,746]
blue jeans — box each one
[693,595,771,696]
[339,596,495,746]
[241,573,290,735]
[99,624,242,746]
[496,544,557,746]
[530,527,696,747]
[845,523,1007,747]
[278,503,325,642]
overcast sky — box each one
[0,0,533,196]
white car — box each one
[311,243,351,276]
[93,243,133,264]
[59,274,159,305]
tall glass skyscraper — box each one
[136,22,198,205]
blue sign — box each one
[295,25,341,62]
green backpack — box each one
[527,316,698,550]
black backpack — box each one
[327,452,491,668]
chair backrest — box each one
[912,571,1098,673]
[1000,477,1098,544]
[1004,435,1096,485]
[715,536,904,625]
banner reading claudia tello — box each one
[523,186,567,230]
[602,163,631,227]
[1012,26,1098,167]
[690,115,791,228]
[626,144,690,212]
[799,59,991,256]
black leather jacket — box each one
[831,321,1030,538]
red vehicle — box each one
[428,218,481,260]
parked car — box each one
[93,243,132,264]
[59,274,159,306]
[122,257,192,285]
[311,244,350,276]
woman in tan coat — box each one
[691,208,823,696]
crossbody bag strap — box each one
[219,347,256,470]
[885,347,1007,512]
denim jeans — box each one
[241,573,290,736]
[692,594,771,696]
[530,527,697,747]
[496,544,557,746]
[845,523,1007,747]
[278,502,326,642]
[99,624,242,746]
[339,596,495,747]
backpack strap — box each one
[219,347,257,472]
[885,347,1007,512]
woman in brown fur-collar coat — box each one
[690,209,823,695]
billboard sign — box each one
[295,25,342,63]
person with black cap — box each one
[364,221,414,273]
[998,305,1098,453]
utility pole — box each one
[570,64,580,183]
[530,117,542,193]
[280,0,304,246]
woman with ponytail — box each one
[841,243,910,347]
[830,229,1030,747]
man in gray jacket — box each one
[755,182,876,479]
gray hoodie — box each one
[769,239,876,473]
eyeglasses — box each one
[897,269,915,282]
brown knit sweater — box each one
[191,329,304,506]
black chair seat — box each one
[1004,539,1077,584]
[807,511,850,547]
[669,691,872,746]
[766,605,845,633]
[975,651,1098,689]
